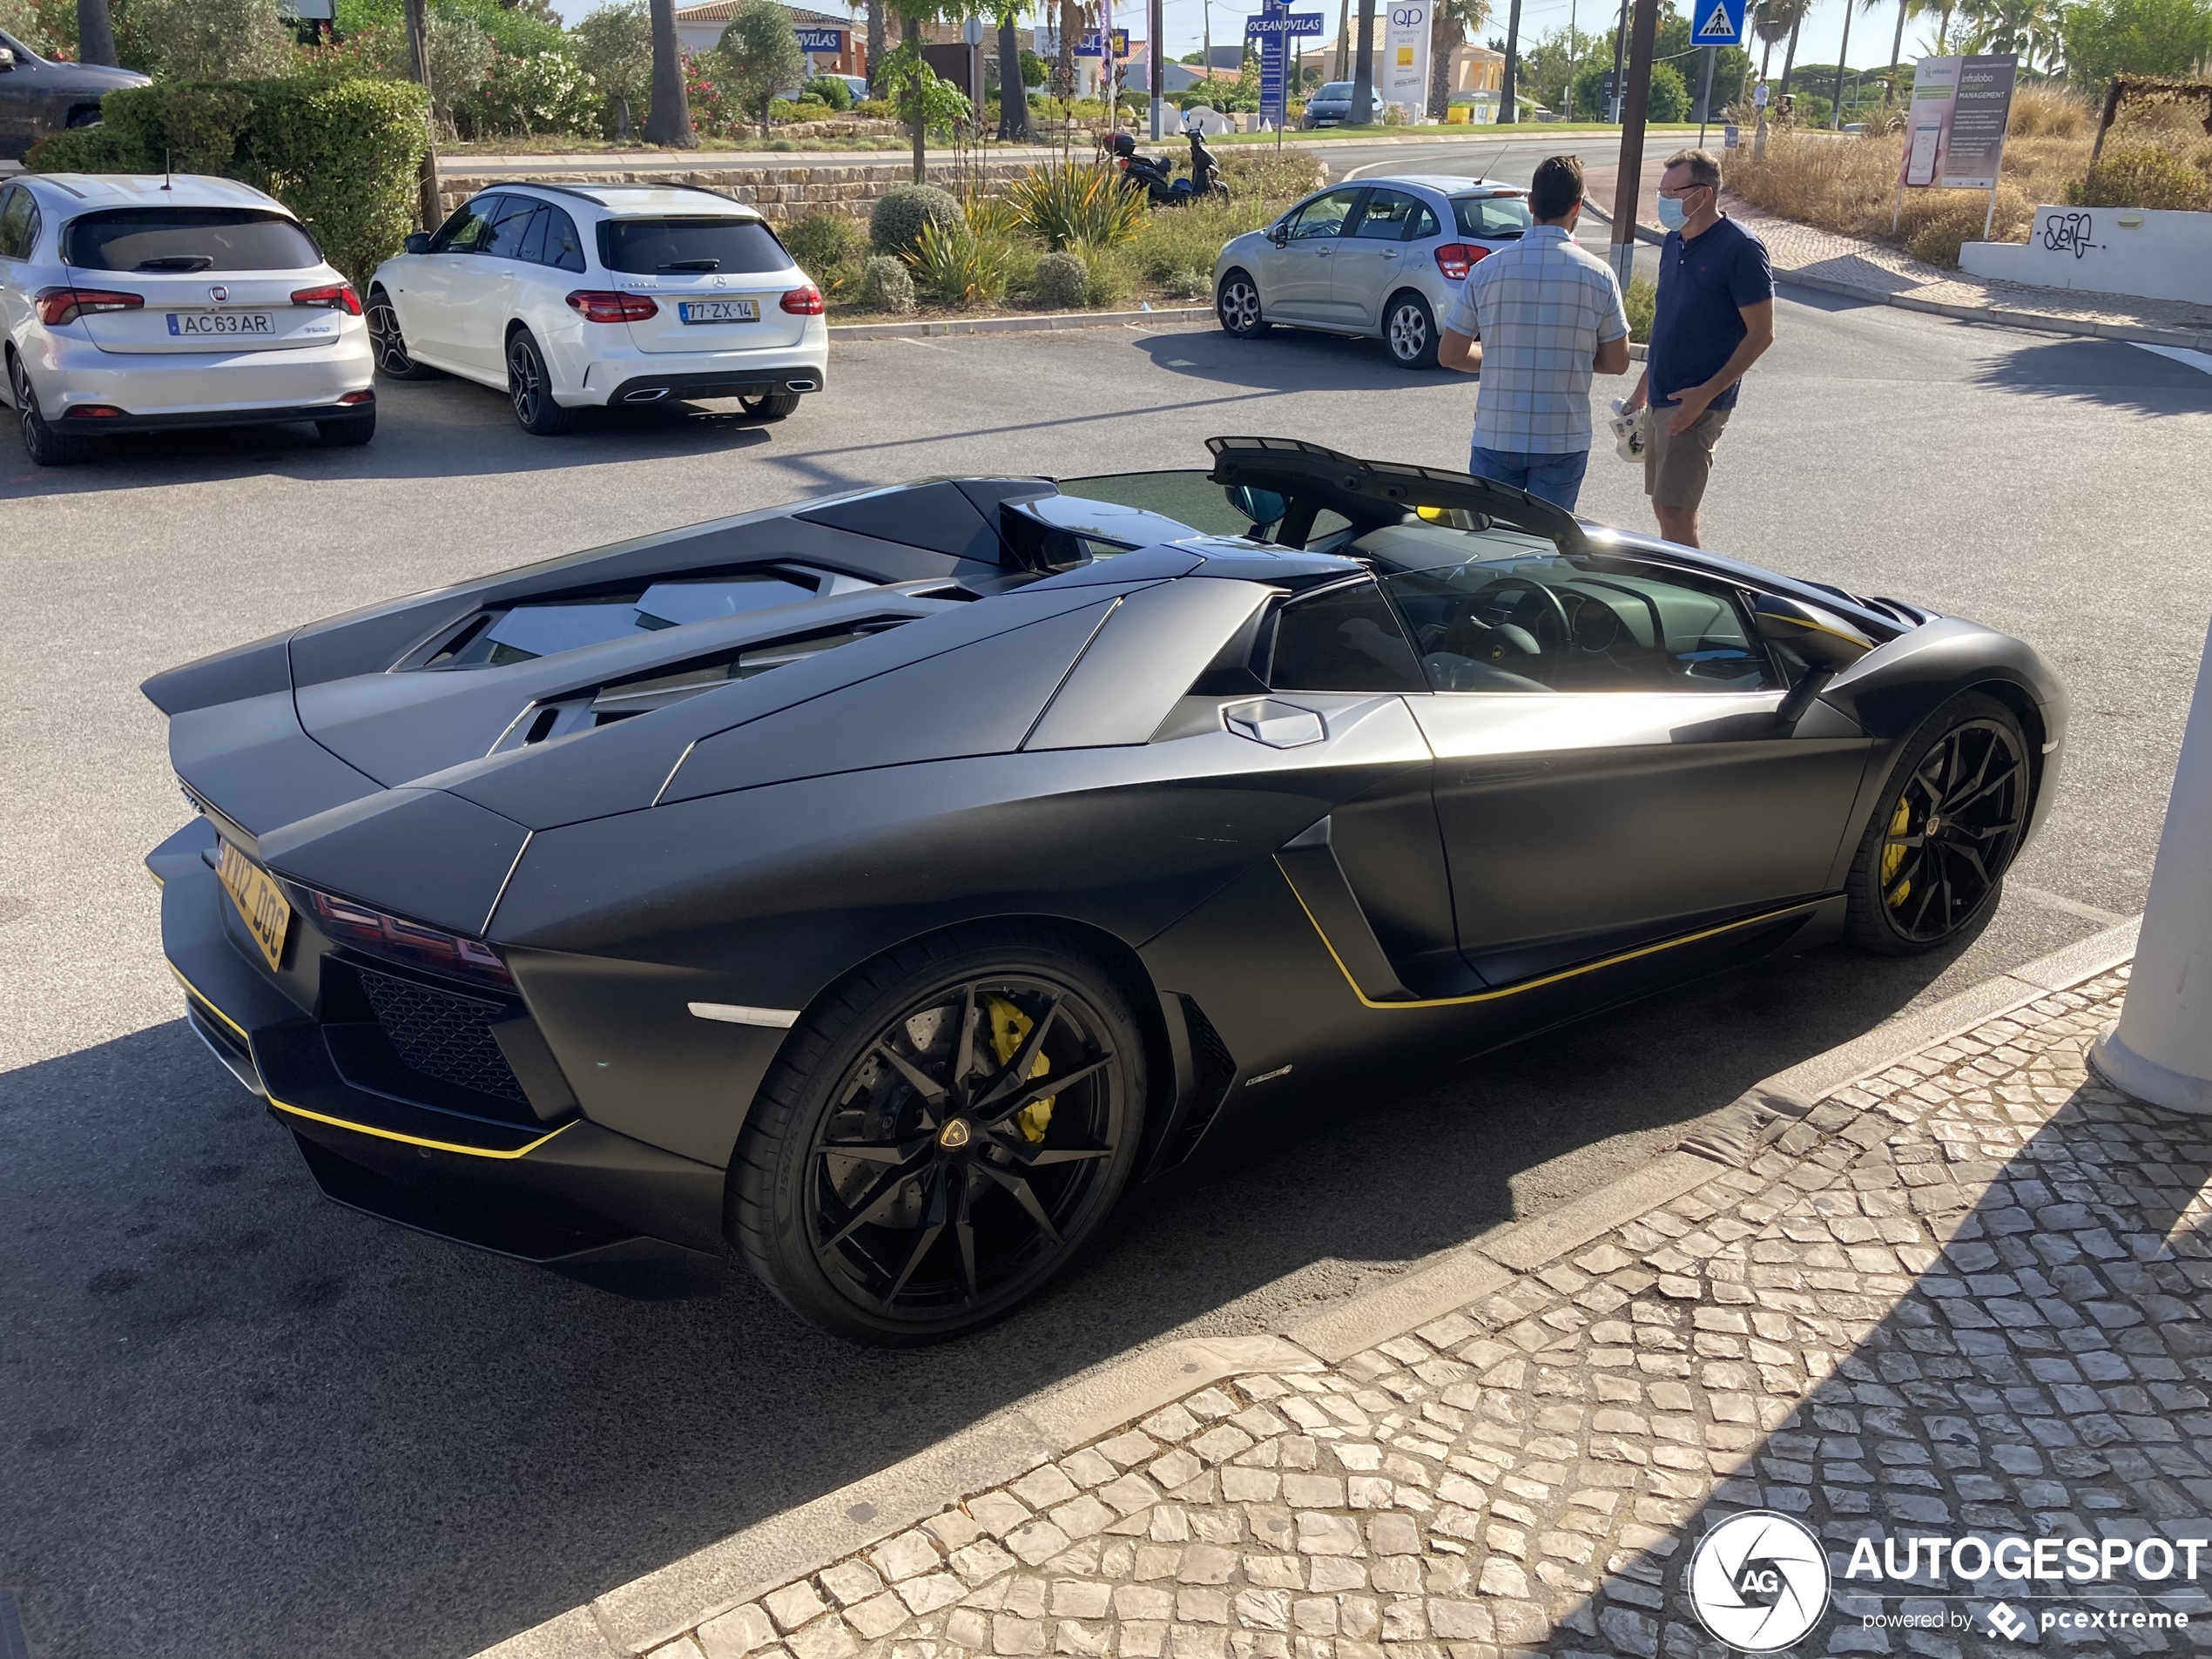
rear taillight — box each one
[566,289,658,323]
[35,287,145,327]
[780,284,826,315]
[309,889,516,990]
[1433,243,1491,280]
[64,404,127,419]
[291,282,363,315]
[337,390,374,406]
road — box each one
[3,293,2209,1659]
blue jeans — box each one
[1468,444,1590,511]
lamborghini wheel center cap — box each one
[1925,815,1944,836]
[937,1118,973,1150]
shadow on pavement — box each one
[1130,327,1441,393]
[0,380,786,501]
[1967,338,2212,415]
[0,927,1993,1659]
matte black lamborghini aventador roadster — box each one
[147,438,2066,1341]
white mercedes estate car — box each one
[366,182,827,435]
[0,172,374,465]
[1212,175,1536,371]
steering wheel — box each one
[1461,577,1572,665]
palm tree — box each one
[1777,0,1806,101]
[1496,0,1524,121]
[77,0,118,64]
[867,0,887,95]
[1428,0,1494,118]
[1959,0,2060,67]
[1830,0,1859,125]
[644,0,697,145]
[1754,0,1805,89]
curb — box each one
[475,913,2140,1659]
[831,306,1211,341]
[1770,266,2212,352]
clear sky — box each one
[540,0,1919,78]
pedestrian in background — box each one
[1623,147,1775,550]
[1438,154,1632,513]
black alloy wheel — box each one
[1385,290,1440,370]
[1217,268,1269,338]
[365,288,437,381]
[740,391,801,420]
[506,330,577,435]
[733,927,1145,1344]
[10,354,90,467]
[1845,692,2029,954]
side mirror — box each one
[1267,223,1289,246]
[0,48,16,71]
[403,232,430,254]
[1226,483,1286,529]
[1753,594,1876,670]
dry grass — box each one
[1728,91,2212,266]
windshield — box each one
[1315,82,1352,98]
[64,208,321,273]
[1055,471,1263,539]
[597,217,792,275]
[1451,193,1532,239]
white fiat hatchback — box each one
[0,172,374,464]
[366,181,827,435]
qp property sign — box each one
[1382,3,1431,122]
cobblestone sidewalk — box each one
[1720,201,2212,352]
[637,967,2212,1659]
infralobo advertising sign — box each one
[1897,53,2019,191]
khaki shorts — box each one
[1642,406,1732,511]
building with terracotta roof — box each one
[674,0,866,78]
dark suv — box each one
[0,30,148,160]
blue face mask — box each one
[1656,193,1689,231]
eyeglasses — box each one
[1658,182,1713,199]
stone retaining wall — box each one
[437,159,1037,224]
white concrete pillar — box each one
[2094,616,2212,1113]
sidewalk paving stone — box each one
[643,968,2212,1659]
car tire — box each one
[365,287,439,381]
[10,355,91,467]
[1217,267,1269,338]
[1844,691,2030,956]
[315,409,375,446]
[731,923,1148,1345]
[740,392,801,420]
[1384,290,1440,370]
[506,329,577,435]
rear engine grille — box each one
[355,966,528,1103]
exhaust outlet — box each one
[623,387,670,402]
[784,379,819,393]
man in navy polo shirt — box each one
[1623,148,1776,549]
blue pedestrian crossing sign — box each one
[1691,0,1746,44]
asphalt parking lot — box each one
[3,293,2209,1659]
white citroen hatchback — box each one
[0,172,374,465]
[366,182,827,435]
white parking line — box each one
[2136,343,2212,375]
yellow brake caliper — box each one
[1882,798,1912,908]
[984,995,1055,1144]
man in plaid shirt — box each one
[1438,155,1632,511]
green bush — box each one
[459,45,597,137]
[805,74,853,111]
[24,124,140,173]
[2064,144,2212,211]
[1033,249,1089,308]
[28,77,428,284]
[1006,160,1144,251]
[870,182,961,255]
[858,253,917,312]
[782,209,867,275]
[909,219,1018,307]
[1624,275,1656,342]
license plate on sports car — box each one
[678,299,759,324]
[168,311,277,337]
[217,840,292,972]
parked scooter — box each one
[1109,129,1231,207]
